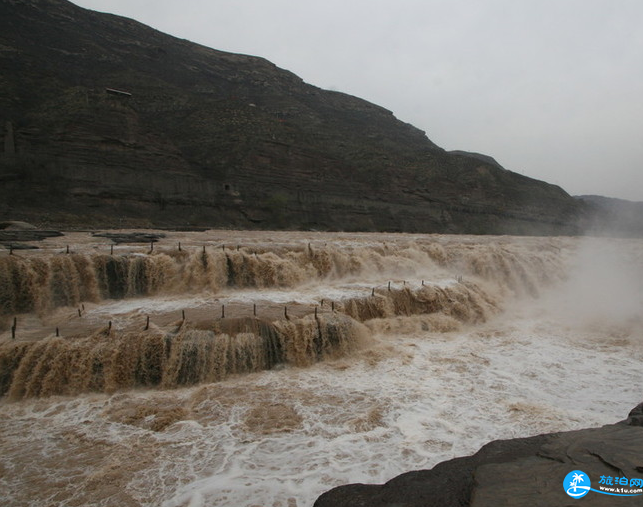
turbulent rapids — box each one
[1,231,641,507]
[0,233,554,317]
[0,315,365,399]
[0,232,556,399]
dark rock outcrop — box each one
[0,221,36,230]
[0,222,63,249]
[0,0,585,233]
[314,403,643,507]
[91,231,166,244]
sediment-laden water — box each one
[0,231,641,506]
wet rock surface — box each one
[0,223,63,249]
[314,403,643,507]
[91,231,166,244]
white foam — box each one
[1,235,642,506]
[82,280,456,320]
[86,294,219,317]
[2,306,641,506]
[158,315,641,507]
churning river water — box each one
[1,231,642,506]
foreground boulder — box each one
[315,403,643,506]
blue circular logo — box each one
[564,470,591,498]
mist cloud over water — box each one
[535,238,643,330]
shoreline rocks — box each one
[314,403,643,507]
[0,223,63,250]
[91,232,167,244]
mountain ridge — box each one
[1,0,585,233]
[575,195,643,236]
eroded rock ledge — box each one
[314,403,643,507]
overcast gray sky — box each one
[73,0,643,201]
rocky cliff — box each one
[0,0,585,233]
[315,403,643,507]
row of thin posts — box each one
[57,242,215,255]
[319,300,336,312]
[2,244,72,255]
[5,244,74,254]
[11,243,462,285]
[7,285,437,340]
[114,242,250,255]
[23,282,411,339]
[369,277,463,296]
[5,278,464,339]
[17,245,462,291]
[35,242,288,257]
[9,303,304,340]
[43,242,209,256]
[9,317,63,339]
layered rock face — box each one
[0,0,584,233]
